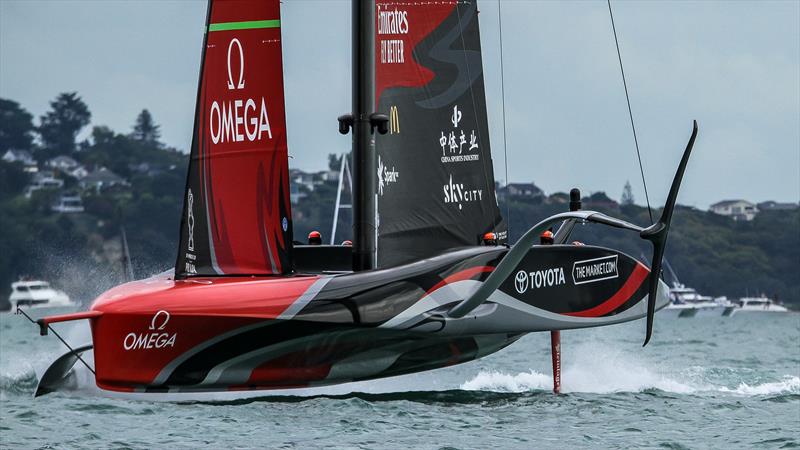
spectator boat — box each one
[5,281,73,311]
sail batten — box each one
[176,0,293,278]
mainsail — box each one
[375,0,505,267]
[176,0,293,277]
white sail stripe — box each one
[199,334,324,386]
[202,156,223,275]
[276,276,333,320]
[263,223,277,273]
[379,280,481,329]
[152,321,274,385]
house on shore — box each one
[709,199,758,221]
[757,201,799,212]
[79,167,128,192]
[3,149,38,172]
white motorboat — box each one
[661,284,728,317]
[6,280,74,311]
[734,296,789,313]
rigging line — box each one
[497,0,511,238]
[15,307,96,375]
[455,2,498,233]
[607,0,653,224]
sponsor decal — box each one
[187,189,195,252]
[443,174,482,210]
[451,105,462,128]
[184,189,197,274]
[209,38,273,145]
[514,270,528,293]
[281,217,288,232]
[438,104,480,164]
[377,155,399,196]
[389,105,400,134]
[513,267,566,294]
[378,8,408,64]
[572,255,619,285]
[123,310,177,351]
[226,38,245,90]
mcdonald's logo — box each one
[389,105,400,134]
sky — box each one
[1,0,798,209]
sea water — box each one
[1,308,798,449]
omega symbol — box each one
[149,310,170,331]
[227,38,245,90]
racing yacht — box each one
[30,0,699,397]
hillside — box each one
[1,94,798,304]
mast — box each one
[350,0,379,271]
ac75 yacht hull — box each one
[39,245,667,394]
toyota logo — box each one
[514,270,529,294]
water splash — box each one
[719,376,800,396]
[460,342,799,396]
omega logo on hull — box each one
[123,310,177,351]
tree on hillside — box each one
[0,161,31,200]
[38,92,91,159]
[0,98,36,152]
[621,180,635,206]
[131,109,161,146]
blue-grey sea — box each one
[1,307,798,449]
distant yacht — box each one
[657,259,734,317]
[734,296,789,313]
[4,280,74,311]
[663,284,731,317]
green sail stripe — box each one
[208,20,280,32]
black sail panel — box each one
[375,1,505,267]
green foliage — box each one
[0,94,796,307]
[621,180,635,206]
[37,92,91,159]
[0,161,31,201]
[130,109,161,146]
[0,98,36,152]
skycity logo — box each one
[123,310,177,351]
[443,174,482,210]
[209,38,272,145]
[513,267,566,294]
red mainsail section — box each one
[176,0,293,277]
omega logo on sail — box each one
[209,38,272,145]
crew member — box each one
[540,230,554,245]
[482,232,497,246]
[308,230,322,245]
[341,240,353,246]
